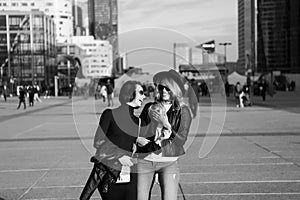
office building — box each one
[0,0,73,43]
[71,36,113,79]
[72,0,88,36]
[0,10,56,89]
[174,43,190,70]
[88,0,119,75]
[257,0,300,73]
[237,0,255,73]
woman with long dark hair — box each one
[80,80,146,200]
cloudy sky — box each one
[118,0,238,62]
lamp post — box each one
[67,44,71,87]
[218,42,232,67]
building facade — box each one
[257,0,300,73]
[72,0,88,36]
[237,0,255,74]
[71,36,113,79]
[88,0,119,75]
[174,43,190,70]
[0,0,73,43]
[0,11,56,91]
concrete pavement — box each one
[0,93,299,199]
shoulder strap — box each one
[138,117,141,137]
[131,118,141,157]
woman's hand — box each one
[151,110,171,129]
[118,155,134,166]
[136,137,150,147]
[160,127,172,139]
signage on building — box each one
[196,40,215,53]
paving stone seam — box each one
[243,137,300,169]
[1,180,300,191]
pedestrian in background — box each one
[17,86,26,109]
[234,82,243,107]
[34,85,42,103]
[106,79,114,107]
[100,84,107,102]
[28,86,34,107]
[187,79,199,118]
[258,78,268,101]
[290,80,296,91]
[225,81,230,97]
[2,85,8,102]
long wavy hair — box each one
[155,76,183,109]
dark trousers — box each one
[107,94,113,106]
[17,99,26,109]
[262,92,266,101]
[80,165,137,200]
[100,173,137,200]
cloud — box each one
[118,0,238,61]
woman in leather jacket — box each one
[80,80,146,200]
[136,70,192,200]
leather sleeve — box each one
[170,105,192,146]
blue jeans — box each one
[137,159,179,200]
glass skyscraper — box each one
[88,0,119,76]
[0,11,56,92]
[257,0,300,73]
[238,0,255,73]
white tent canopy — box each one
[228,72,247,85]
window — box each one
[46,2,53,6]
[21,3,28,6]
[31,2,35,6]
[0,16,6,31]
[12,2,18,6]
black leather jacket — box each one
[139,102,192,157]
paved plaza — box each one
[0,91,300,200]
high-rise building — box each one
[72,0,88,36]
[174,43,190,70]
[257,0,300,73]
[71,36,113,78]
[0,10,56,88]
[237,0,255,74]
[0,0,73,43]
[88,0,119,76]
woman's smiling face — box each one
[157,83,171,101]
[130,84,146,107]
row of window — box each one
[88,69,109,74]
[0,2,35,6]
[90,64,109,68]
[83,43,106,47]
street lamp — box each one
[218,42,232,66]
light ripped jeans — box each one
[137,159,179,200]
